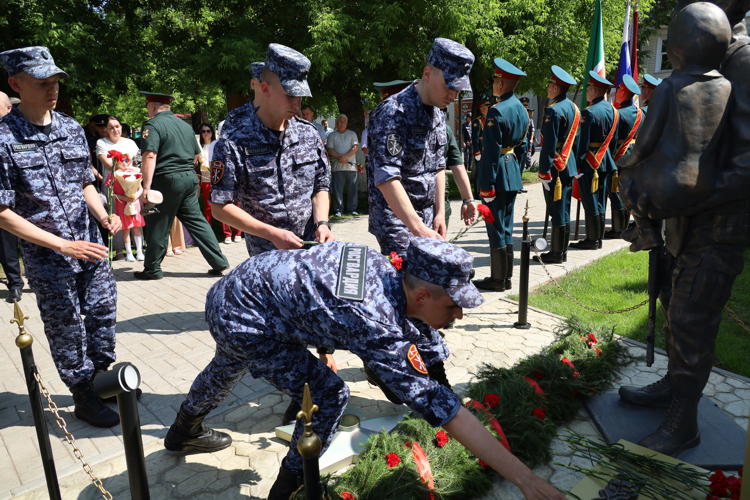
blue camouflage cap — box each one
[427,38,475,92]
[642,73,662,89]
[265,44,311,97]
[0,46,69,79]
[588,70,613,88]
[550,65,577,87]
[406,237,485,309]
[620,74,641,95]
[251,62,265,82]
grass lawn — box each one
[512,247,750,378]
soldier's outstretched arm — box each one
[211,202,303,249]
[378,179,443,240]
[0,207,109,262]
[434,169,446,238]
[442,407,565,500]
[311,190,335,243]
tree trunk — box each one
[226,92,252,112]
[333,85,365,139]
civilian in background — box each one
[301,105,326,144]
[326,114,359,217]
[121,123,132,138]
[322,119,333,139]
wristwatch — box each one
[313,220,330,230]
[462,198,475,205]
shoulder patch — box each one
[544,116,551,123]
[335,245,367,301]
[386,134,404,156]
[406,344,428,374]
[486,118,495,127]
[142,128,150,139]
[210,161,225,184]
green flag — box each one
[582,0,606,109]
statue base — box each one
[581,392,746,470]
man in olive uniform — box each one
[569,71,619,251]
[640,74,662,115]
[604,74,642,239]
[474,59,528,292]
[535,66,580,264]
[135,92,229,280]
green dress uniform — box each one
[570,72,618,250]
[535,66,579,264]
[443,123,464,230]
[605,74,642,238]
[137,92,228,279]
[474,58,528,292]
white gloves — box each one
[541,178,552,191]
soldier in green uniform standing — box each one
[604,74,642,239]
[474,59,528,291]
[569,71,619,251]
[640,74,662,115]
[471,97,489,172]
[534,66,580,264]
[135,92,229,280]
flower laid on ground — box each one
[708,469,742,499]
[477,460,491,470]
[561,357,581,378]
[387,252,403,270]
[533,370,545,380]
[385,452,400,468]
[525,376,545,396]
[532,408,546,420]
[435,430,449,447]
[340,493,355,500]
[484,393,500,408]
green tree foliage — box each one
[0,0,663,131]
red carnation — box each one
[484,393,500,408]
[107,150,126,163]
[341,493,356,500]
[388,252,403,270]
[477,204,496,225]
[436,430,449,447]
[726,475,741,495]
[533,370,545,380]
[595,347,602,357]
[477,460,491,470]
[386,452,400,468]
[587,333,598,344]
[525,376,545,396]
[561,357,581,378]
[532,408,546,420]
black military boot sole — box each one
[473,278,506,291]
[533,252,564,264]
[164,408,232,453]
[569,239,600,250]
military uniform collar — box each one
[552,93,568,104]
[6,106,67,142]
[591,96,605,105]
[493,91,515,105]
[151,110,175,120]
[619,99,634,108]
[281,116,301,149]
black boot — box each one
[618,374,672,408]
[505,244,514,290]
[604,209,628,239]
[569,215,601,250]
[474,247,507,292]
[427,360,452,391]
[282,399,301,426]
[638,396,701,456]
[71,382,120,428]
[268,464,303,500]
[598,213,606,247]
[164,408,232,453]
[534,225,565,264]
[365,364,403,404]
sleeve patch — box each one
[142,128,150,139]
[386,134,404,156]
[210,161,225,184]
[406,344,428,374]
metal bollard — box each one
[514,202,532,330]
[297,383,322,500]
[11,303,62,499]
[94,363,150,500]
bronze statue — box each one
[616,0,750,457]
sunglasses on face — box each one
[201,130,212,133]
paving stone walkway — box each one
[1,183,746,499]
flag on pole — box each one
[615,0,633,107]
[631,4,639,84]
[581,0,606,109]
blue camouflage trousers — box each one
[181,334,350,475]
[374,206,435,258]
[27,262,117,388]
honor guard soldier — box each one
[474,58,528,292]
[535,65,580,264]
[210,44,334,256]
[516,96,535,179]
[163,238,566,500]
[135,91,229,280]
[569,71,619,251]
[366,37,474,257]
[640,73,662,114]
[0,47,123,427]
[471,95,490,170]
[605,74,642,239]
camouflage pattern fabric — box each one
[264,43,311,97]
[0,46,68,79]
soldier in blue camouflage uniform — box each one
[535,66,580,264]
[569,71,618,251]
[474,59,528,292]
[0,47,123,428]
[366,37,474,258]
[210,44,333,257]
[604,74,642,239]
[164,238,565,500]
[639,74,662,115]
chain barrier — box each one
[531,247,649,314]
[33,368,113,500]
